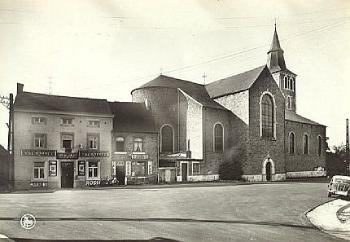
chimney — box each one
[17,83,24,95]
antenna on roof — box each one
[160,67,163,75]
[202,72,207,85]
[48,76,53,95]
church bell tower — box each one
[267,24,297,112]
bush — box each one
[219,160,243,181]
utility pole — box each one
[1,93,14,191]
[346,119,349,175]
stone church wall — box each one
[285,120,326,176]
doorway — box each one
[181,163,188,182]
[61,162,74,188]
[266,162,272,181]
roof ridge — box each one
[206,65,266,86]
[22,91,108,102]
[158,74,205,86]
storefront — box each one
[21,149,110,189]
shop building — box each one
[13,84,113,190]
[109,102,158,185]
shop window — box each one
[261,94,275,138]
[303,134,309,154]
[61,133,74,152]
[87,162,99,179]
[61,117,73,125]
[116,137,125,152]
[192,162,200,175]
[318,136,322,156]
[32,117,46,125]
[88,120,100,128]
[33,162,45,179]
[214,123,224,152]
[133,138,143,152]
[87,134,99,150]
[161,125,173,152]
[133,161,145,177]
[34,133,46,148]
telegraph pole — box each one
[346,119,349,175]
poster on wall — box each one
[49,160,57,176]
[78,161,85,176]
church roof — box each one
[109,102,157,132]
[205,65,267,98]
[268,25,282,53]
[285,110,325,126]
[132,75,228,110]
[14,91,112,115]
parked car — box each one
[328,175,350,198]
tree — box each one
[326,144,347,176]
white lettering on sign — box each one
[85,180,100,186]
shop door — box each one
[116,166,125,185]
[165,169,171,182]
[266,162,272,181]
[61,162,74,188]
[181,163,188,182]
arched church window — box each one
[287,96,292,110]
[289,132,295,154]
[161,125,173,152]
[284,76,288,89]
[318,136,322,156]
[214,123,224,152]
[261,94,275,138]
[303,134,309,154]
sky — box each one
[0,0,349,149]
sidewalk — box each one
[307,199,350,241]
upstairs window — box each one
[87,134,99,150]
[32,117,47,125]
[214,123,224,152]
[318,136,322,156]
[34,134,47,148]
[303,134,309,154]
[88,120,100,128]
[61,133,74,152]
[284,76,288,89]
[133,138,143,152]
[115,137,125,152]
[289,132,295,154]
[161,125,173,152]
[261,94,275,138]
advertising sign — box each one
[21,149,56,157]
[78,161,85,176]
[49,160,57,176]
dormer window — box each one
[88,120,100,128]
[32,117,47,125]
[61,117,73,126]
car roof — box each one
[332,175,350,180]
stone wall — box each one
[285,120,326,173]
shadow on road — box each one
[11,238,180,242]
[0,216,315,230]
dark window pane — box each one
[161,126,173,152]
[214,124,223,151]
[261,95,274,138]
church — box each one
[132,26,327,182]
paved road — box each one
[0,182,345,241]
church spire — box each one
[267,23,286,73]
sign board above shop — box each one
[79,150,109,158]
[131,154,149,160]
[56,152,79,159]
[21,149,56,157]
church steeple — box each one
[267,24,286,73]
[266,24,298,113]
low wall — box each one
[176,174,219,182]
[286,170,326,178]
